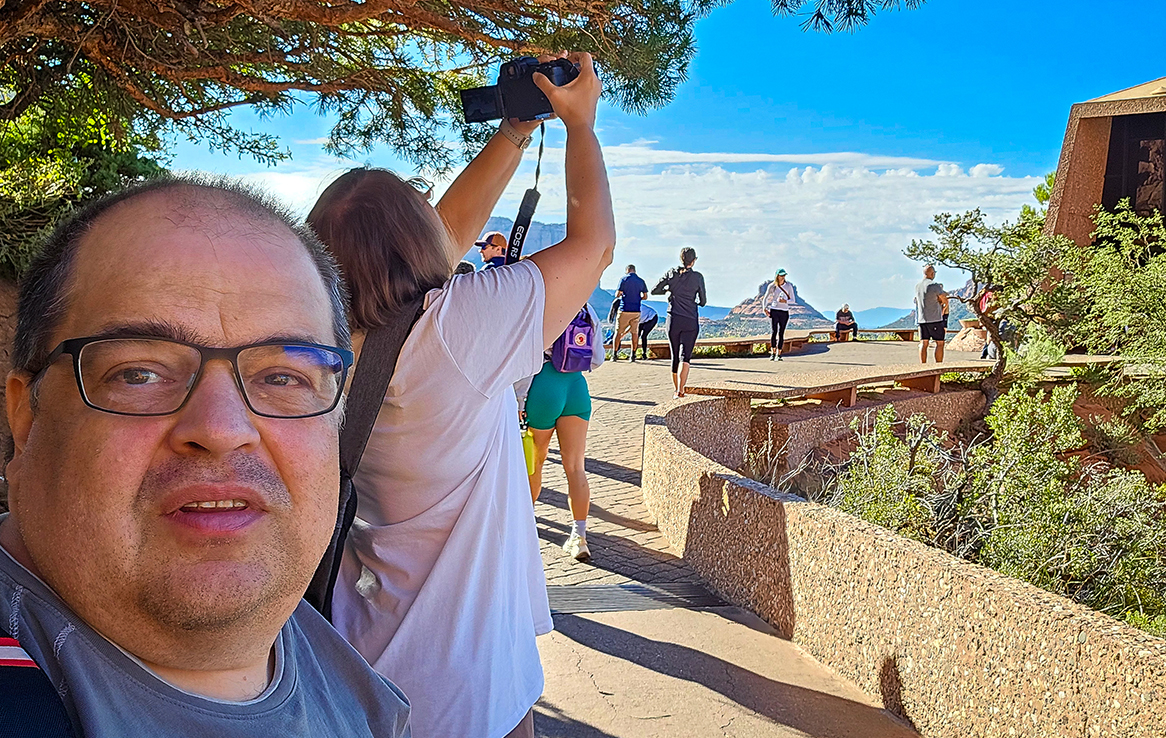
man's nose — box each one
[168,362,261,455]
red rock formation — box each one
[728,280,830,324]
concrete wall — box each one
[642,395,1166,736]
[745,388,986,482]
[1046,91,1166,245]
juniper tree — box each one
[903,205,1074,403]
[1,0,924,170]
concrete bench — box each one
[685,361,992,408]
[607,332,812,360]
[809,327,919,342]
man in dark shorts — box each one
[915,264,949,363]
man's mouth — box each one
[165,493,266,536]
[179,499,251,512]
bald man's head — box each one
[14,176,350,378]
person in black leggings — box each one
[652,247,707,397]
[761,269,793,360]
[637,304,659,359]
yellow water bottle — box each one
[522,427,536,476]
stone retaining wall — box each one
[641,394,1166,737]
[747,388,986,481]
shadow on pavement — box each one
[536,511,692,584]
[545,449,644,487]
[552,613,918,738]
[534,482,657,536]
[590,395,659,407]
[535,702,620,738]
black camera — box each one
[460,57,580,123]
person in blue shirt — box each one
[612,264,648,361]
[475,231,507,269]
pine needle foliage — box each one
[1,0,924,170]
[0,104,167,280]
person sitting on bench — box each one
[835,304,859,340]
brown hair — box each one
[307,168,453,330]
[680,247,697,267]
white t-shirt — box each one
[332,259,551,738]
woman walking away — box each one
[307,52,613,738]
[652,247,706,398]
[763,269,793,360]
[524,303,605,561]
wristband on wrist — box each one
[498,119,532,150]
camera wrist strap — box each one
[506,123,545,265]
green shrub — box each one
[836,407,938,542]
[824,384,1166,636]
[1003,325,1065,388]
[691,345,726,358]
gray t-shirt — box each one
[914,278,945,324]
[0,528,410,737]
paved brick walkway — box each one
[534,339,976,584]
[532,341,973,737]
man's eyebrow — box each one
[86,322,329,347]
[89,321,209,344]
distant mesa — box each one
[722,280,832,329]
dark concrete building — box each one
[1046,77,1166,244]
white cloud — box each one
[212,140,1042,314]
[293,137,332,145]
[969,163,1006,177]
[485,143,1042,312]
[597,141,943,170]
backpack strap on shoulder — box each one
[339,294,427,476]
[305,294,426,619]
[0,628,75,737]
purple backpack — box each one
[551,309,595,373]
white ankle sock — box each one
[572,520,587,537]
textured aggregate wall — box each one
[642,395,1166,737]
[746,389,986,481]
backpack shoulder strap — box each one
[305,293,426,619]
[0,628,76,737]
[340,294,427,475]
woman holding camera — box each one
[307,53,613,738]
[652,247,706,397]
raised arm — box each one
[651,273,670,296]
[528,53,616,347]
[434,118,541,267]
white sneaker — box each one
[563,531,591,561]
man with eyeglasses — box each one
[0,177,410,736]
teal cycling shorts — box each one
[525,361,592,430]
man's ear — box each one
[7,370,34,455]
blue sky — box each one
[172,0,1154,311]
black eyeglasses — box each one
[36,336,354,419]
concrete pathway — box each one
[533,341,977,737]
